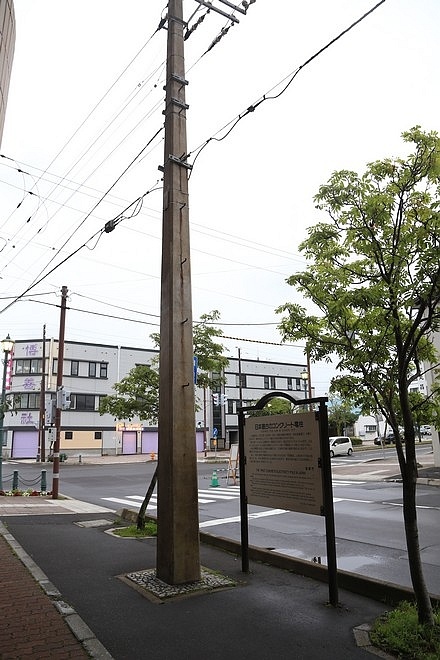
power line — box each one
[0,15,166,233]
[187,0,387,170]
[0,177,162,315]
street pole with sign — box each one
[0,334,14,491]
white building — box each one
[2,338,309,459]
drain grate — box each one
[123,567,236,601]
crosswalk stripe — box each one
[102,497,157,509]
[198,491,238,500]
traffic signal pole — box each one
[156,0,201,584]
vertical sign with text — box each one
[244,412,323,515]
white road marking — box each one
[199,509,287,528]
[102,497,157,509]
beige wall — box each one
[60,430,102,451]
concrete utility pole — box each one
[52,286,68,500]
[156,0,201,584]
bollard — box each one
[12,470,19,491]
[41,470,47,493]
[210,470,219,487]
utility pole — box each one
[38,324,46,462]
[156,0,201,584]
[52,286,68,499]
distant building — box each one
[3,338,309,459]
[0,0,15,144]
[426,331,440,466]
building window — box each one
[71,361,79,376]
[365,425,376,433]
[71,394,96,411]
[87,362,108,378]
[94,431,102,440]
[13,393,40,409]
[295,378,302,391]
[65,431,73,440]
[270,376,276,389]
[236,374,247,388]
[287,378,293,391]
[264,376,269,389]
[52,358,58,375]
[15,359,42,375]
[227,400,234,414]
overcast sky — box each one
[1,0,439,394]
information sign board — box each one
[244,412,323,515]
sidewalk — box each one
[0,521,107,659]
[1,454,439,659]
[0,505,391,660]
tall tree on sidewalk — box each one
[99,311,228,529]
[99,365,159,422]
[277,127,440,626]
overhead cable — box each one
[188,0,387,171]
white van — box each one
[329,436,353,457]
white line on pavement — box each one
[199,509,287,528]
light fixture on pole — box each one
[0,333,14,491]
[300,368,309,410]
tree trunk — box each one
[137,466,158,530]
[402,458,434,625]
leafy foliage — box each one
[247,396,293,416]
[277,126,440,445]
[370,601,440,659]
[100,311,229,424]
[151,309,229,394]
[277,127,440,625]
[327,395,358,435]
[99,364,159,423]
[192,310,229,390]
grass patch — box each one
[370,601,440,659]
[113,521,157,538]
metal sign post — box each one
[238,391,338,606]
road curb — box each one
[0,521,114,659]
[117,507,440,607]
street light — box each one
[300,368,309,412]
[300,369,308,397]
[0,333,14,491]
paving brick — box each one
[0,534,89,659]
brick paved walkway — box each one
[0,533,89,659]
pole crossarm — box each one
[193,0,241,22]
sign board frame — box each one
[238,391,338,606]
[244,412,323,515]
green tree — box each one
[99,364,159,423]
[327,395,357,436]
[277,127,440,626]
[247,396,293,417]
[151,309,229,394]
[106,311,229,528]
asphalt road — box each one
[5,444,440,595]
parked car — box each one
[329,436,353,457]
[420,425,432,436]
[375,431,406,444]
[374,435,394,445]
